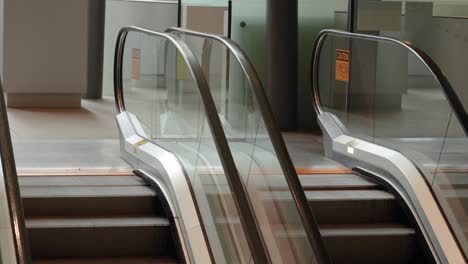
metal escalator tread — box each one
[19,175,149,187]
[320,224,421,264]
[33,256,178,264]
[21,174,178,261]
[26,216,170,229]
[305,189,394,201]
[271,223,415,237]
[300,173,379,190]
[442,189,468,198]
[20,185,157,198]
[320,224,415,236]
[299,171,432,263]
[21,176,161,217]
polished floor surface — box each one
[7,98,127,174]
[8,97,118,140]
[6,99,338,173]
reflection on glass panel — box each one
[317,33,468,257]
[299,0,345,129]
[318,36,455,180]
[356,0,468,118]
[231,0,267,87]
[120,30,251,263]
[176,33,318,262]
[433,113,468,254]
[404,0,468,112]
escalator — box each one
[164,27,467,263]
[0,26,466,264]
[113,27,327,263]
[309,30,468,263]
[298,169,432,263]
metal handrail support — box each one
[0,78,31,263]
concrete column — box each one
[4,0,92,108]
[267,0,298,131]
[84,1,106,99]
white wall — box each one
[102,0,178,97]
[4,0,89,95]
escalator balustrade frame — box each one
[310,29,467,264]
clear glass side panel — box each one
[121,31,251,263]
[0,165,17,263]
[317,34,468,256]
[176,33,318,263]
[433,114,468,254]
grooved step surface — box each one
[21,186,156,198]
[307,192,403,225]
[34,256,178,264]
[198,173,377,190]
[436,173,468,185]
[261,189,395,201]
[28,225,173,258]
[271,223,420,264]
[20,174,176,260]
[323,228,420,264]
[26,216,169,229]
[270,224,415,238]
[21,175,161,217]
[443,189,468,198]
[300,174,378,190]
[20,176,147,187]
[306,190,395,201]
[320,224,416,237]
[23,196,160,217]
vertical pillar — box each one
[4,0,90,108]
[348,0,357,32]
[267,0,298,131]
[84,0,106,99]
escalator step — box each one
[300,173,379,190]
[23,196,161,217]
[307,189,404,224]
[26,216,173,258]
[320,224,420,264]
[320,224,415,236]
[26,216,170,229]
[269,223,420,263]
[21,185,159,217]
[19,176,148,187]
[20,186,156,198]
[257,189,404,225]
[33,256,178,264]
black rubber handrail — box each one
[311,29,468,136]
[113,26,271,264]
[166,26,330,264]
[0,79,31,263]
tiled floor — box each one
[8,97,118,140]
[7,98,125,172]
[12,139,132,174]
[283,132,345,169]
[6,99,338,173]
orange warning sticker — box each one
[132,48,141,80]
[336,49,350,82]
